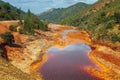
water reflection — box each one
[38,43,99,80]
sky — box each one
[4,0,98,14]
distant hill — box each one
[38,2,90,23]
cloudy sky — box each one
[4,0,98,14]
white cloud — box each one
[4,0,98,14]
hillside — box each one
[38,2,90,23]
[0,0,25,20]
[69,0,120,42]
[0,0,49,80]
[39,0,120,43]
[62,0,120,43]
[0,0,48,34]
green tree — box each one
[24,9,34,33]
[18,8,23,25]
[2,2,11,13]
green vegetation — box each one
[114,12,120,24]
[38,2,90,23]
[9,25,17,32]
[74,0,120,42]
[22,9,48,34]
[24,9,34,34]
[40,0,120,42]
[0,32,14,60]
[0,0,25,20]
[17,9,48,34]
[38,8,64,22]
[0,0,48,34]
[0,32,14,45]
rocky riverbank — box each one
[85,41,120,80]
[0,56,38,80]
[5,38,51,80]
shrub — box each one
[114,12,120,23]
[101,12,106,16]
[9,25,17,32]
[0,32,14,45]
[19,29,26,34]
[111,34,120,42]
[106,21,115,29]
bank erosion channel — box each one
[37,24,100,80]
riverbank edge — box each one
[87,39,120,80]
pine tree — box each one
[24,9,34,33]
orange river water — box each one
[35,24,101,80]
